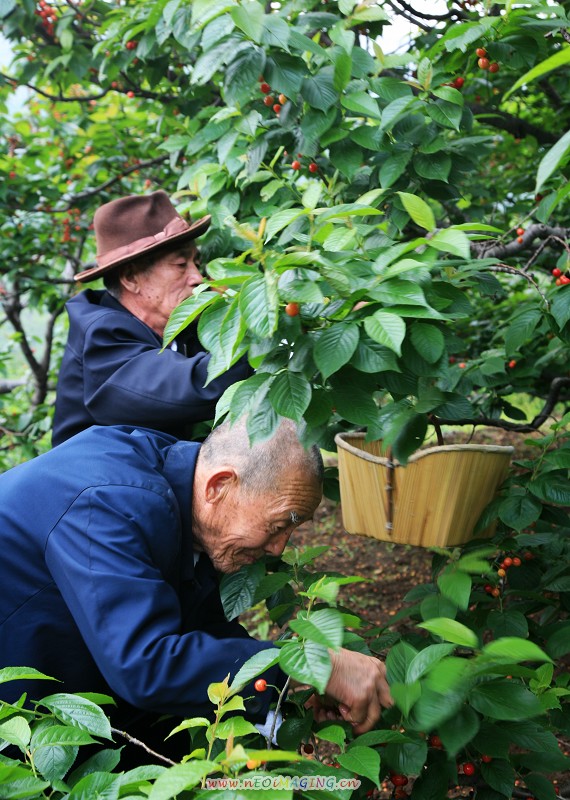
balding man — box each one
[52,191,250,446]
[0,421,391,765]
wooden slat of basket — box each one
[336,432,513,548]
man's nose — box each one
[187,262,203,283]
[264,532,290,557]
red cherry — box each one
[556,278,563,286]
[489,62,500,73]
[391,775,408,787]
[517,236,524,243]
[273,103,281,114]
[260,82,271,94]
[126,90,135,98]
[254,678,267,692]
[429,734,443,748]
[516,227,525,236]
[478,57,490,70]
[278,93,287,104]
[508,359,516,368]
[453,76,465,88]
[481,755,493,763]
[462,762,476,776]
[285,302,300,317]
[502,557,513,568]
[263,95,274,106]
[8,171,16,179]
[475,47,487,57]
[291,160,301,170]
[126,40,137,50]
[458,362,466,369]
[552,268,562,277]
[308,162,318,173]
[561,275,570,284]
[512,556,521,566]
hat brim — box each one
[74,215,211,283]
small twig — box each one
[268,676,290,748]
[110,726,177,766]
[69,154,169,202]
[487,262,549,310]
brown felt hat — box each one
[74,191,211,282]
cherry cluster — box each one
[35,0,58,37]
[476,47,499,73]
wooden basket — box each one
[335,432,514,548]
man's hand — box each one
[323,649,392,735]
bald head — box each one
[197,418,324,497]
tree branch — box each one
[471,104,559,145]
[472,224,570,259]
[110,727,177,767]
[435,377,570,433]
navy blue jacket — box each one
[0,426,281,719]
[52,290,250,446]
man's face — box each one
[198,470,323,574]
[136,243,203,333]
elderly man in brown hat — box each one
[52,191,250,446]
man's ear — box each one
[118,265,140,295]
[204,468,238,503]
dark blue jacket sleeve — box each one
[44,485,281,719]
[81,312,250,428]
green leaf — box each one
[397,192,436,231]
[528,473,570,505]
[341,91,381,119]
[220,561,265,620]
[333,51,352,92]
[380,150,413,188]
[239,274,279,339]
[410,323,444,363]
[230,649,280,693]
[39,695,112,740]
[265,209,306,242]
[364,311,406,355]
[0,716,31,749]
[534,131,570,192]
[437,569,472,611]
[337,746,381,787]
[482,638,552,664]
[498,494,541,531]
[426,99,462,131]
[279,640,332,694]
[439,705,480,758]
[301,68,338,111]
[314,323,359,380]
[428,228,471,259]
[505,46,570,100]
[480,759,516,797]
[315,723,347,748]
[417,618,479,648]
[230,1,265,42]
[406,643,455,683]
[390,680,421,716]
[215,716,259,739]
[148,761,219,799]
[31,724,96,748]
[469,681,544,721]
[163,291,220,347]
[268,371,311,422]
[504,309,541,355]
[289,608,344,650]
[0,667,57,686]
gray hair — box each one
[198,418,324,496]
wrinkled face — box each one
[196,470,323,574]
[136,243,202,334]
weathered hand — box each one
[324,649,393,734]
